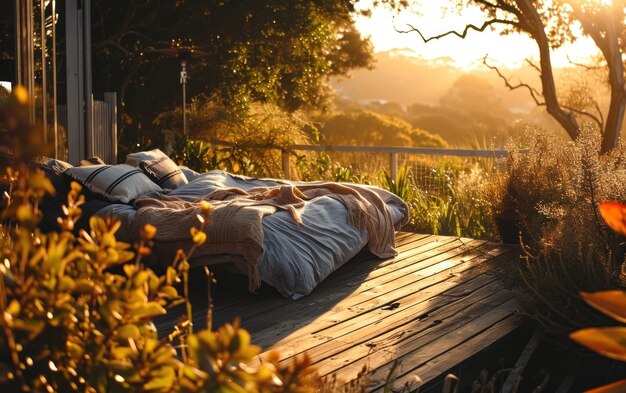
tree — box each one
[316,109,447,147]
[91,0,374,144]
[398,0,626,153]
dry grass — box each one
[495,125,626,338]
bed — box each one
[39,155,409,299]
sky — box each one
[354,0,599,70]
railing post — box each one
[282,149,291,180]
[390,152,398,180]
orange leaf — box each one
[582,291,626,323]
[599,202,626,237]
[586,379,626,393]
[570,327,626,362]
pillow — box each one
[125,149,168,167]
[179,166,201,182]
[64,164,162,203]
[35,156,73,173]
[139,156,188,189]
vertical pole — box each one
[180,60,188,136]
[282,149,290,180]
[84,0,93,158]
[15,0,35,121]
[66,0,85,164]
[105,92,118,163]
[52,0,58,158]
[40,0,47,144]
[14,0,21,87]
[390,152,398,180]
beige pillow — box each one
[140,157,188,189]
[125,149,168,167]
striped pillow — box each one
[125,149,168,167]
[139,157,188,189]
[64,164,162,203]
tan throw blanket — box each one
[132,182,397,291]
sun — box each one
[354,0,599,70]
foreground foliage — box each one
[0,88,317,392]
[570,202,626,393]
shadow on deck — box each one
[155,232,522,391]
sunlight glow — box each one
[355,0,598,70]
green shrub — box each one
[0,88,317,393]
[383,164,498,240]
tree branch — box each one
[562,105,604,130]
[93,39,133,56]
[525,58,541,74]
[394,18,518,43]
[566,55,604,70]
[483,56,544,106]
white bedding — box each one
[98,168,409,299]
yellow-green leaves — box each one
[0,160,317,393]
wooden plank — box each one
[270,275,503,366]
[501,329,545,392]
[394,231,424,243]
[157,233,439,331]
[331,298,518,385]
[206,237,484,332]
[241,245,512,349]
[154,232,521,391]
[376,314,523,392]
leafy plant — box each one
[378,167,414,202]
[0,87,317,392]
[170,136,217,174]
[390,163,496,240]
[570,201,626,393]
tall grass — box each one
[494,126,626,340]
[379,164,499,240]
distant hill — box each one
[330,50,569,147]
[315,109,446,148]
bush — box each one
[496,126,626,337]
[384,164,498,240]
[0,88,318,392]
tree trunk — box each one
[600,8,626,154]
[567,1,625,153]
[517,0,581,141]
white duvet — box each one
[98,169,409,299]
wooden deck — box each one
[157,232,522,391]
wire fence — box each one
[210,140,512,194]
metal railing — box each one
[210,139,513,180]
[285,144,511,180]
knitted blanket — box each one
[132,182,397,291]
